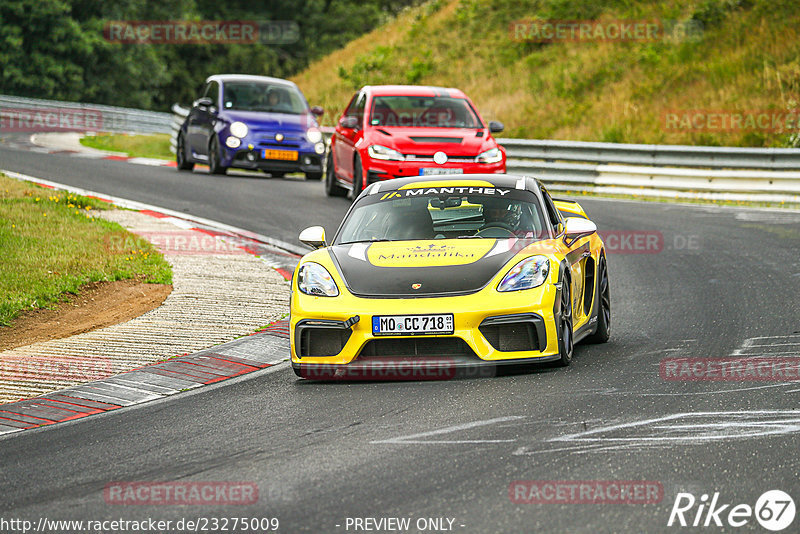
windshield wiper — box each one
[457,235,484,239]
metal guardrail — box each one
[4,94,798,202]
[169,104,190,153]
[499,138,800,202]
[498,138,800,170]
[1,94,172,135]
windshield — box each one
[369,96,483,128]
[222,82,307,114]
[336,189,550,243]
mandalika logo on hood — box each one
[367,240,495,267]
[411,243,458,253]
[378,243,473,260]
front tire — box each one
[351,154,364,201]
[208,136,227,175]
[325,151,347,197]
[176,133,194,171]
[586,256,611,343]
[555,277,574,367]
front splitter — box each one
[292,354,561,381]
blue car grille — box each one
[255,133,303,149]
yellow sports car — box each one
[290,174,609,379]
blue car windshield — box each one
[222,82,307,114]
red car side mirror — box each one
[339,116,359,130]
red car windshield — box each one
[369,96,483,128]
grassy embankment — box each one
[293,0,800,148]
[80,133,172,160]
[86,1,800,150]
[81,1,800,207]
[0,173,171,326]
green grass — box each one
[0,174,172,327]
[293,0,800,148]
[80,133,172,160]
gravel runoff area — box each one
[0,209,291,403]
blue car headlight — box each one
[297,262,339,297]
[230,121,248,138]
[306,128,322,143]
[497,256,549,292]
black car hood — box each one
[329,239,529,297]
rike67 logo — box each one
[668,490,795,531]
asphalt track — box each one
[2,139,800,533]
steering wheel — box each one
[476,222,516,238]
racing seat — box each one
[268,88,293,112]
[384,206,436,240]
[448,106,470,127]
[420,107,454,127]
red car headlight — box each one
[368,144,405,161]
[476,148,503,164]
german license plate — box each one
[262,149,298,161]
[419,167,463,176]
[372,314,454,336]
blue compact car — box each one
[176,74,326,179]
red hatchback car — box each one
[326,85,506,197]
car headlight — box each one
[225,136,241,148]
[497,256,550,292]
[230,121,248,138]
[306,128,322,143]
[476,147,503,164]
[297,262,339,297]
[368,144,405,161]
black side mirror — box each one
[339,116,359,130]
[310,106,324,116]
[195,97,214,110]
[489,120,504,133]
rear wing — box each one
[553,198,589,220]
